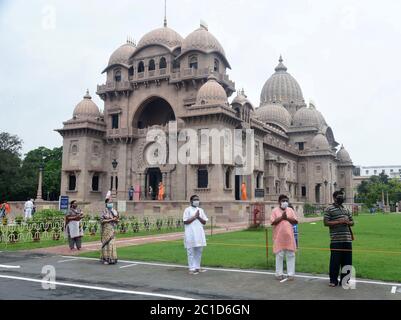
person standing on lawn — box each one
[324,191,354,287]
[183,195,208,275]
[100,198,119,265]
[270,194,298,281]
[65,200,84,251]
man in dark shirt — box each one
[324,191,354,287]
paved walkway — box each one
[0,249,400,300]
[28,217,322,256]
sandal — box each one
[329,283,337,287]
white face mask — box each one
[192,200,200,207]
[280,201,289,209]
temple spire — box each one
[163,0,167,27]
[275,54,287,72]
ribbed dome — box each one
[108,42,136,67]
[232,89,253,108]
[337,145,352,163]
[181,24,230,68]
[73,90,101,119]
[260,56,304,106]
[293,105,326,129]
[255,103,292,129]
[136,26,183,52]
[310,133,330,151]
[196,75,228,105]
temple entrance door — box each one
[315,184,321,204]
[235,175,240,200]
[146,168,162,200]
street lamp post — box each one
[324,180,328,205]
[111,159,118,199]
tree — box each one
[0,132,23,156]
[18,146,62,201]
[0,132,23,201]
[356,173,401,208]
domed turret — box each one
[106,41,136,70]
[260,56,304,110]
[196,75,228,105]
[337,145,352,163]
[310,133,330,151]
[180,23,230,68]
[232,89,253,109]
[73,90,101,120]
[293,103,326,129]
[255,103,292,130]
[136,26,183,53]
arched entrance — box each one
[146,168,162,200]
[134,97,176,129]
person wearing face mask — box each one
[183,195,208,275]
[324,191,354,287]
[270,194,298,281]
[100,198,119,265]
[65,200,84,251]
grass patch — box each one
[81,214,401,282]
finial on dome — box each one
[275,55,287,72]
[207,74,218,81]
[163,0,167,27]
[200,19,208,31]
[84,89,91,99]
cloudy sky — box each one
[0,0,400,166]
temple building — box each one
[56,19,354,207]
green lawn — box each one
[81,214,401,282]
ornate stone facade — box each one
[56,21,354,206]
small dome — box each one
[293,104,326,129]
[181,24,230,68]
[73,90,100,119]
[136,26,183,52]
[337,145,352,163]
[310,133,330,151]
[196,75,228,105]
[107,42,136,68]
[232,89,253,109]
[260,56,304,106]
[255,103,292,129]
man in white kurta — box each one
[24,199,33,220]
[183,195,208,275]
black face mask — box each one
[335,197,345,205]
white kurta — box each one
[183,206,208,249]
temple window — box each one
[189,55,198,69]
[197,166,208,188]
[214,58,219,72]
[114,69,121,82]
[138,61,145,73]
[68,174,76,191]
[159,57,167,69]
[148,59,156,71]
[92,174,99,191]
[111,114,119,129]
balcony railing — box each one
[97,81,132,93]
